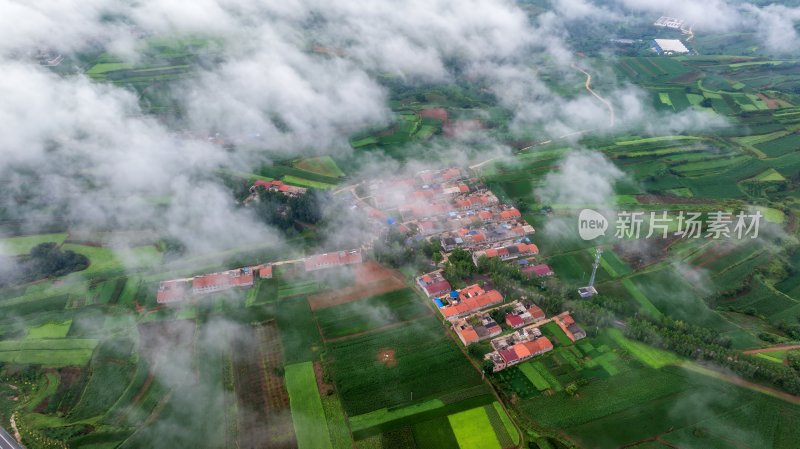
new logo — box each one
[578,209,608,241]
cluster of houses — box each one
[156,165,585,374]
[483,311,584,372]
[156,249,363,304]
[156,265,268,304]
[431,283,505,320]
[414,269,586,372]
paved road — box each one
[0,426,22,449]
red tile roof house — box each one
[472,243,539,265]
[416,271,452,298]
[438,284,504,321]
[251,179,307,196]
[523,264,554,278]
[156,279,191,304]
[505,314,525,329]
[191,268,255,296]
[487,337,554,372]
[554,312,587,342]
[254,264,273,279]
[454,322,480,346]
[304,249,363,272]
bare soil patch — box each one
[308,261,405,310]
[377,348,397,368]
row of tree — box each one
[624,316,800,396]
[0,242,89,287]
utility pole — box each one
[588,247,603,288]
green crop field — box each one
[448,406,502,449]
[540,321,572,347]
[755,133,800,157]
[0,233,68,255]
[518,362,551,391]
[26,320,72,339]
[412,417,459,449]
[327,316,485,416]
[282,175,336,189]
[285,362,334,449]
[277,279,320,299]
[315,288,430,338]
[0,339,97,366]
[294,156,346,178]
[621,279,662,317]
[276,296,322,364]
[606,329,680,369]
[69,340,136,421]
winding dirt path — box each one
[468,65,614,172]
[10,414,22,444]
[743,344,800,355]
[572,64,615,128]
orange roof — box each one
[497,247,509,256]
[459,185,470,193]
[259,265,273,279]
[471,233,486,242]
[460,328,480,344]
[513,343,532,359]
[532,337,553,353]
[422,275,432,283]
[304,250,363,271]
[500,208,521,219]
[442,289,503,318]
[484,248,499,258]
[192,270,253,289]
[442,168,461,180]
[561,314,575,325]
[529,305,545,320]
[478,211,492,220]
[459,284,485,299]
[157,280,189,303]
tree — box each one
[788,351,800,372]
[481,360,495,376]
[565,383,578,396]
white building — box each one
[653,39,689,55]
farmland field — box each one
[327,316,486,416]
[0,339,97,366]
[285,362,333,449]
[0,233,68,255]
[294,156,346,178]
[276,296,322,364]
[26,320,72,339]
[314,288,430,339]
[448,406,501,449]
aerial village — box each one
[155,167,585,372]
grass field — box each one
[606,329,680,369]
[0,339,97,366]
[327,316,485,416]
[285,362,334,449]
[315,289,430,339]
[448,406,501,449]
[278,279,321,299]
[621,279,663,317]
[518,362,551,391]
[61,244,161,276]
[0,233,68,255]
[540,322,572,347]
[276,296,322,364]
[294,156,346,178]
[26,320,72,339]
[282,175,336,189]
